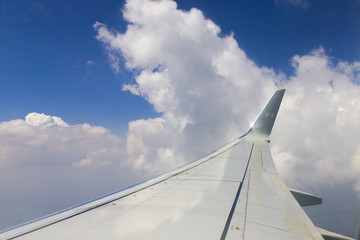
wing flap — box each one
[317,227,355,240]
[290,188,322,207]
[241,142,324,240]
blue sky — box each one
[178,0,360,71]
[0,0,157,136]
[1,0,360,238]
[1,0,360,133]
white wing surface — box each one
[0,89,354,240]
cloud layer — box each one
[94,0,360,194]
[0,114,138,230]
[0,113,124,167]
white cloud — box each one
[274,0,309,8]
[0,113,137,230]
[86,60,94,66]
[94,0,360,197]
[25,112,69,127]
[272,48,360,190]
[0,113,124,167]
[95,0,280,176]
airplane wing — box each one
[0,89,354,240]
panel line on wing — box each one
[247,220,289,232]
[168,179,240,183]
[242,163,252,239]
[220,143,254,240]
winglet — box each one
[245,89,285,140]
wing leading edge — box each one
[0,89,354,240]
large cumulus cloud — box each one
[94,0,360,197]
[273,49,360,190]
[94,0,279,175]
